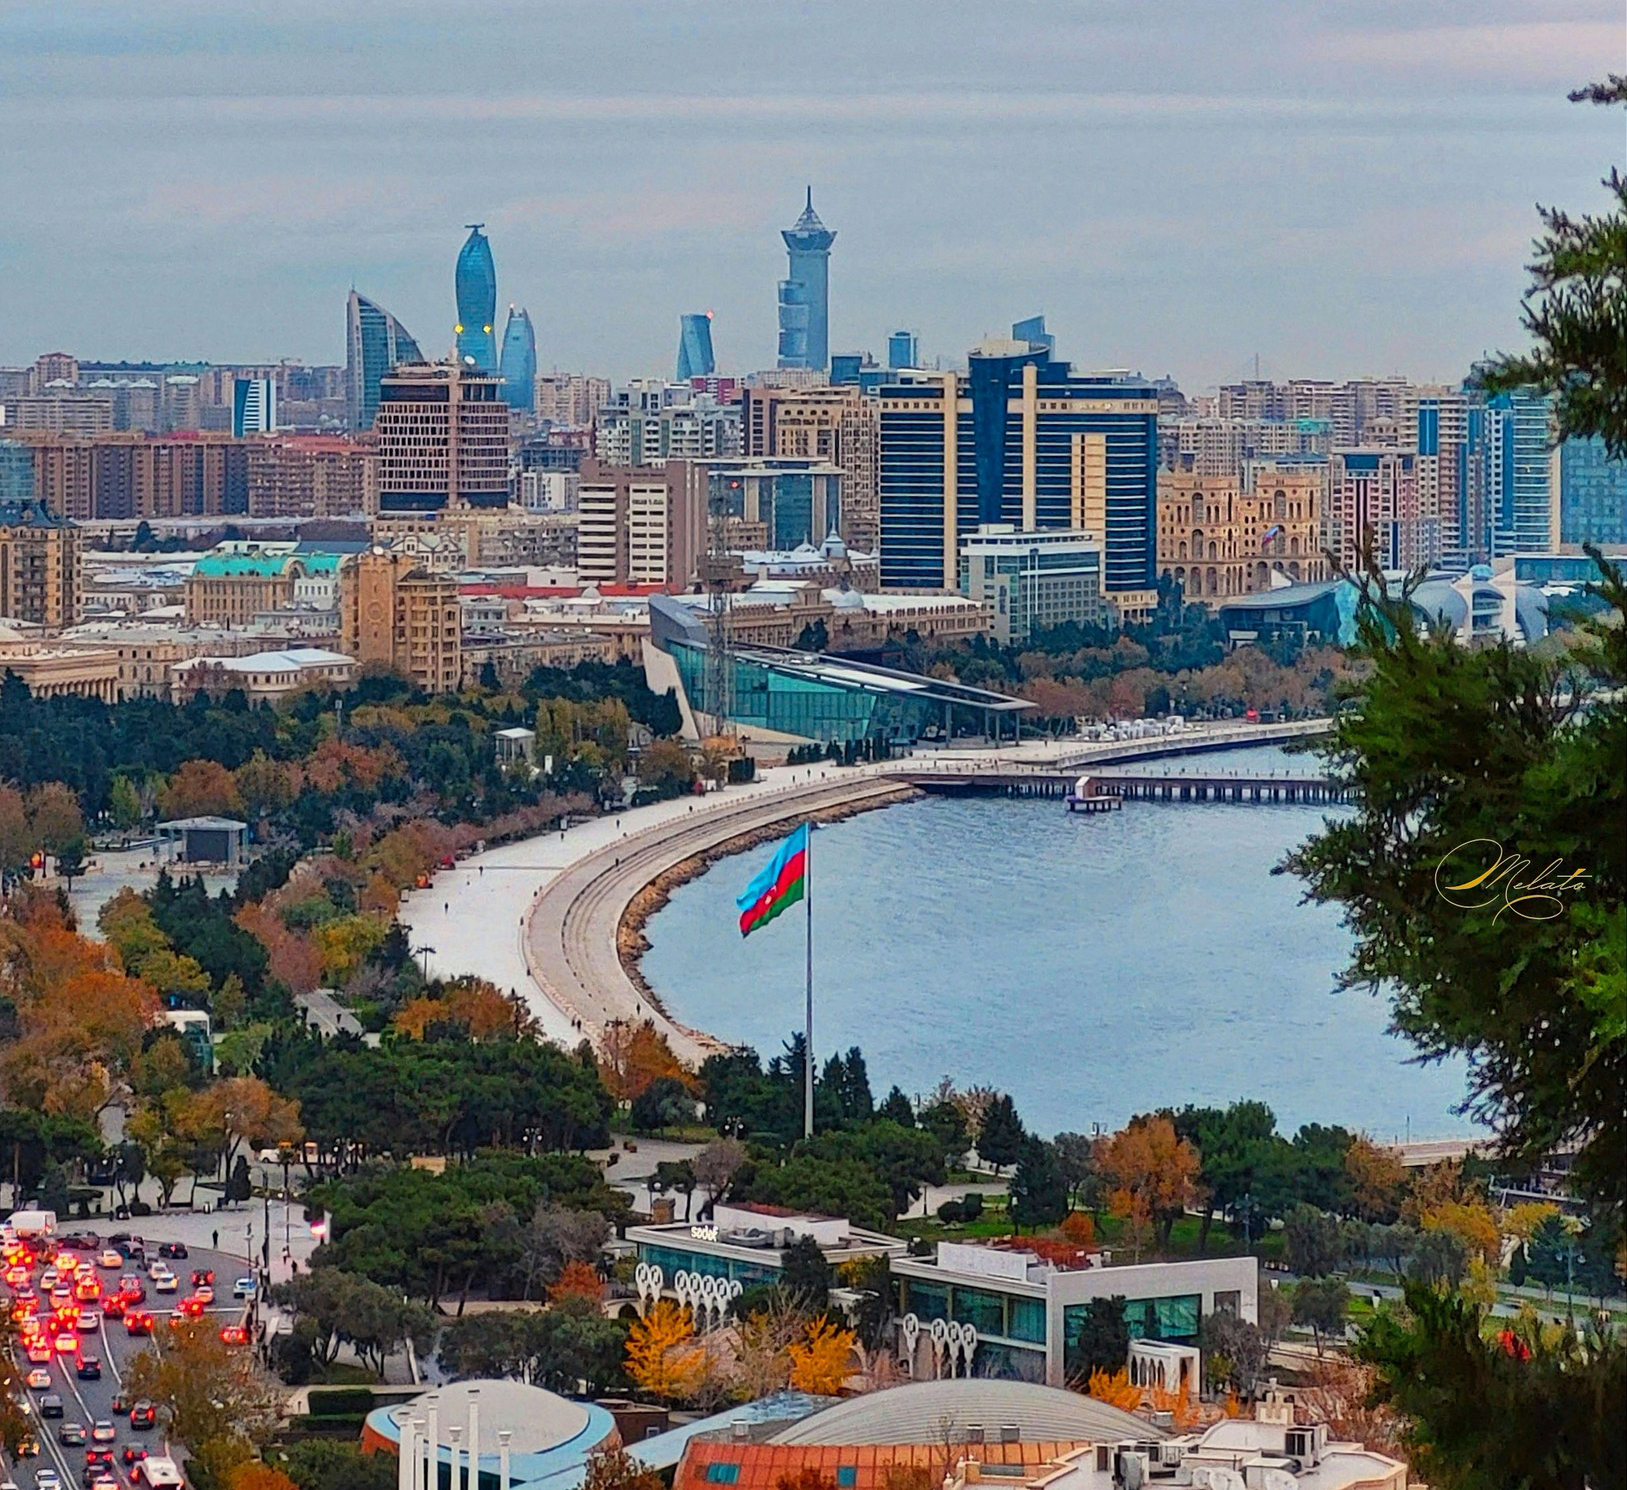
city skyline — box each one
[0,2,1617,388]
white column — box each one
[425,1400,440,1490]
[411,1420,428,1490]
[467,1390,480,1490]
[448,1425,462,1490]
[398,1418,416,1490]
[498,1431,512,1490]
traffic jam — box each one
[3,1222,258,1490]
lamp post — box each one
[413,945,436,982]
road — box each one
[6,1233,256,1490]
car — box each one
[17,1437,41,1460]
[39,1394,64,1418]
[178,1295,207,1317]
[189,1269,214,1288]
[91,1478,118,1490]
[152,1273,177,1294]
[39,1269,59,1290]
[101,1294,126,1320]
[58,1423,87,1447]
[157,1242,187,1260]
[76,1357,101,1381]
[124,1310,154,1336]
[98,1250,124,1270]
[232,1275,257,1300]
[51,1285,72,1305]
[54,1252,79,1274]
[77,1310,100,1332]
[122,1447,148,1467]
[219,1324,249,1346]
[31,1465,53,1484]
[74,1277,101,1301]
[26,1367,51,1389]
[119,1276,145,1302]
[192,1285,214,1306]
[12,1297,39,1322]
[129,1402,156,1430]
[90,1422,116,1444]
[54,1329,79,1353]
[84,1451,114,1474]
[144,1259,168,1280]
[26,1338,52,1363]
[4,1264,28,1287]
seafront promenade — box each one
[399,718,1332,1054]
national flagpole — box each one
[803,820,814,1140]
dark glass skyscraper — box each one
[676,312,716,382]
[879,334,1159,604]
[345,289,423,432]
[454,224,499,373]
[776,189,835,372]
[499,305,537,411]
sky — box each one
[0,0,1619,390]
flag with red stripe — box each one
[736,823,809,937]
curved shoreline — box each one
[615,786,923,1014]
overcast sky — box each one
[1,1,1618,389]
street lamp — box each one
[413,944,436,982]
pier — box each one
[885,764,1352,807]
[1088,771,1355,805]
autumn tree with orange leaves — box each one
[395,978,526,1041]
[1099,1115,1202,1259]
[597,1020,693,1104]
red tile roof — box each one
[676,1440,1091,1490]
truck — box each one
[7,1208,57,1241]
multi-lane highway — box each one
[5,1233,253,1490]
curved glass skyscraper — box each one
[345,289,423,431]
[676,312,716,382]
[777,188,835,372]
[454,224,498,373]
[499,305,537,411]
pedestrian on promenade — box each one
[211,1229,218,1250]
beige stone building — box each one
[25,433,249,521]
[245,436,376,517]
[577,460,706,588]
[0,627,119,700]
[1157,465,1326,604]
[742,385,879,550]
[0,500,81,628]
[339,548,461,693]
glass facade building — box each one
[1559,434,1627,545]
[0,440,36,503]
[345,291,423,432]
[1474,389,1556,557]
[454,225,499,373]
[499,306,537,411]
[777,189,835,372]
[879,354,1159,596]
[677,313,717,382]
[887,330,918,370]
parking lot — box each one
[5,1231,256,1490]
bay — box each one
[641,746,1474,1140]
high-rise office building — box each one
[535,373,611,428]
[887,331,918,371]
[1327,448,1421,569]
[1010,316,1055,356]
[742,384,879,552]
[345,290,423,432]
[576,459,707,588]
[231,378,277,437]
[374,362,510,513]
[498,306,537,412]
[776,189,835,372]
[0,441,35,503]
[1559,436,1627,545]
[454,225,499,373]
[676,313,717,383]
[1474,389,1558,557]
[1400,385,1470,565]
[878,336,1159,617]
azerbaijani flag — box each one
[736,823,809,937]
[1262,524,1284,546]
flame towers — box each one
[454,225,498,372]
[499,305,537,411]
[345,290,423,432]
[776,188,835,372]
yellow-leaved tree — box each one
[624,1301,705,1403]
[786,1316,856,1394]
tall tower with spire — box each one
[776,188,835,372]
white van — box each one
[7,1209,57,1241]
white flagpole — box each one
[804,821,814,1141]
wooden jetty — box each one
[888,766,1352,808]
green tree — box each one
[280,1441,396,1490]
[746,1153,892,1232]
[1291,1278,1348,1353]
[1009,1137,1069,1232]
[779,1235,833,1312]
[1063,1296,1130,1383]
[1283,1205,1344,1279]
[55,836,88,888]
[977,1094,1025,1173]
[109,775,144,832]
[876,1086,915,1127]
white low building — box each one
[169,646,356,701]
